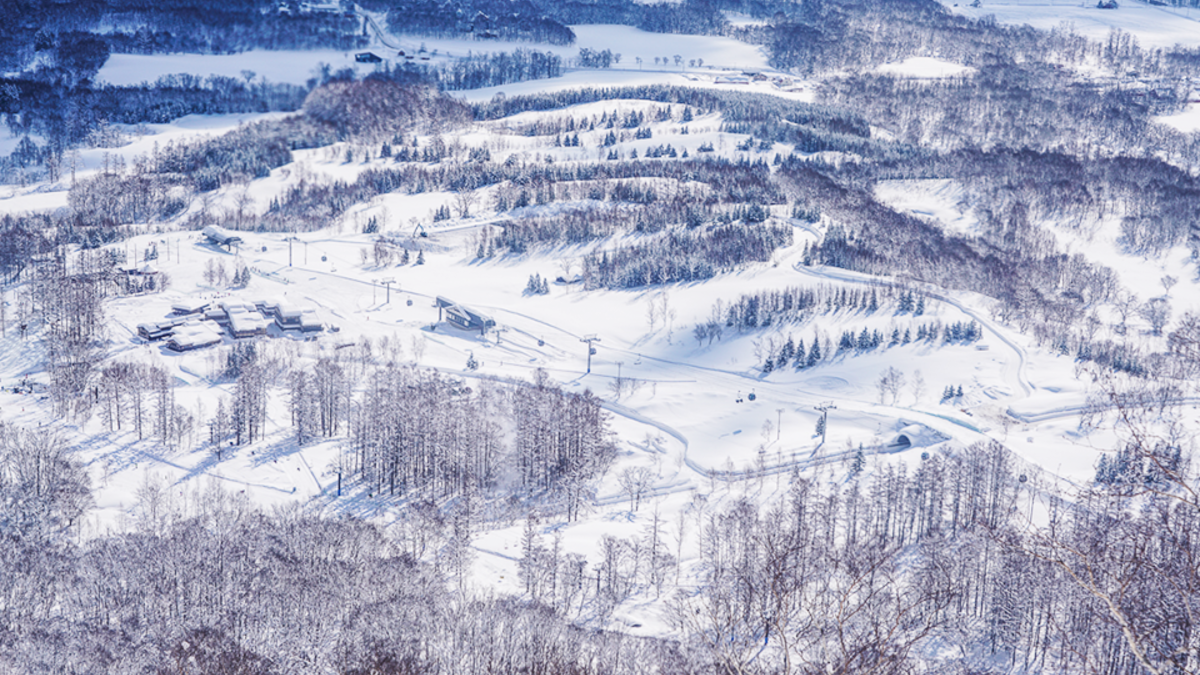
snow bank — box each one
[876,56,974,79]
[1157,103,1200,134]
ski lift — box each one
[921,451,930,461]
[1019,474,1028,483]
[406,298,414,306]
[261,245,267,252]
[321,255,328,262]
[537,338,545,347]
[589,347,597,355]
[736,391,744,403]
[747,389,757,402]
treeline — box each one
[535,0,728,36]
[302,77,472,142]
[254,155,782,232]
[0,75,310,146]
[100,11,364,55]
[473,84,903,158]
[1,52,559,184]
[0,427,690,673]
[685,435,1200,675]
[194,344,619,514]
[880,148,1200,259]
[1,0,364,73]
[383,0,576,45]
[822,62,1197,164]
[427,48,563,90]
[581,221,792,289]
[346,365,614,515]
[474,84,872,138]
[767,0,1197,77]
[782,161,1118,348]
[701,284,907,334]
[376,0,735,41]
[97,360,196,448]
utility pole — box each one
[580,335,600,373]
[814,402,835,445]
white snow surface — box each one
[875,179,981,236]
[9,19,1200,644]
[876,57,975,78]
[942,0,1200,49]
[1158,103,1200,133]
[97,24,769,89]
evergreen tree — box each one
[851,443,865,475]
[807,336,822,367]
[857,327,872,351]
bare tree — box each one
[618,466,653,511]
[910,369,926,404]
[1139,297,1171,336]
[1161,274,1178,297]
[454,190,479,219]
[876,366,906,405]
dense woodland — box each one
[4,416,1199,673]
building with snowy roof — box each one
[202,225,243,249]
[167,322,224,352]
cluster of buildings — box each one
[138,297,325,352]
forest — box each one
[4,420,1198,673]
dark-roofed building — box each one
[438,296,494,334]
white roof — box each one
[228,312,268,335]
[171,322,223,349]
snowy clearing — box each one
[942,0,1200,49]
[876,56,975,78]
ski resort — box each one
[1,0,1200,672]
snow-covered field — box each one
[1158,102,1200,133]
[942,0,1200,49]
[8,12,1200,643]
[97,23,770,89]
[2,99,1144,605]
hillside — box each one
[2,0,1200,672]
